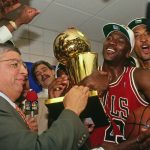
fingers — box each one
[48,76,69,98]
[78,85,89,91]
[26,5,40,16]
[15,5,40,26]
[0,2,21,16]
[27,117,37,123]
[6,3,21,12]
[49,76,69,91]
[63,85,89,116]
[73,85,89,95]
[23,5,40,16]
[53,85,66,91]
[27,117,38,132]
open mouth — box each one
[107,48,115,54]
[141,45,150,54]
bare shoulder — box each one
[133,68,150,93]
[134,68,150,79]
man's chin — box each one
[17,86,24,95]
[141,54,150,60]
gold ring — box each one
[55,87,60,91]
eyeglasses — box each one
[0,58,26,69]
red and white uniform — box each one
[88,67,148,148]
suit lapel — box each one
[0,96,28,129]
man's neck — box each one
[102,62,126,83]
[138,59,150,69]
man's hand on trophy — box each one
[63,85,89,116]
[48,75,69,98]
[80,70,110,95]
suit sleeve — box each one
[0,108,89,150]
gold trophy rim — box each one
[45,91,98,105]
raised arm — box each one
[0,4,40,43]
[6,5,40,33]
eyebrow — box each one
[0,58,21,63]
[36,66,48,72]
[35,66,47,74]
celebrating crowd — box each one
[0,0,150,150]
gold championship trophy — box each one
[45,28,108,127]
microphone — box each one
[146,1,150,31]
[25,90,38,117]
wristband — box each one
[9,21,17,30]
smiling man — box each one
[0,43,89,150]
[31,60,55,134]
[81,23,150,150]
[128,18,150,68]
[32,61,55,89]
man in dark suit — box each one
[0,42,89,150]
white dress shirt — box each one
[0,92,15,108]
[0,25,13,43]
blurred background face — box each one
[0,51,27,100]
[133,25,150,61]
[35,64,55,88]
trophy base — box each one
[45,90,98,105]
[45,90,109,128]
